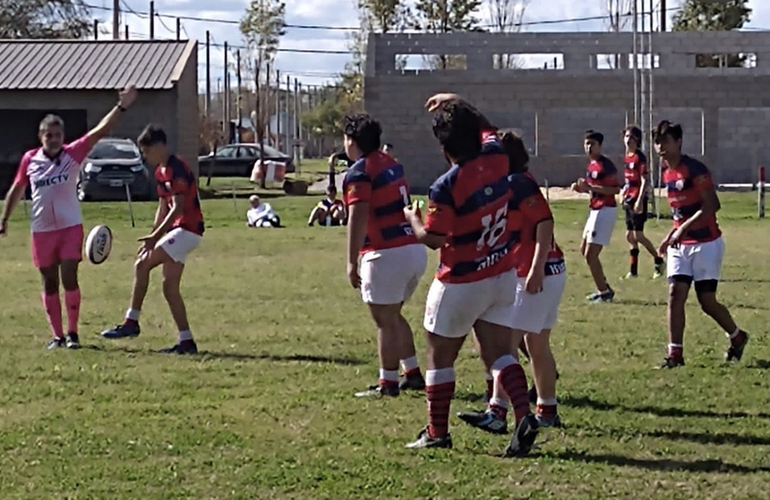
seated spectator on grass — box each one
[247,195,282,228]
[308,186,347,227]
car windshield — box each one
[89,142,140,160]
[261,145,286,157]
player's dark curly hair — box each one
[432,101,482,160]
[138,124,168,146]
[498,131,529,174]
[623,125,642,143]
[584,129,604,145]
[652,120,683,142]
[343,114,382,156]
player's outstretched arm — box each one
[85,86,138,150]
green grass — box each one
[1,193,770,500]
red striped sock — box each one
[488,398,509,420]
[404,367,422,379]
[536,404,558,420]
[426,368,455,438]
[499,363,531,423]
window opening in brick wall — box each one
[493,53,563,70]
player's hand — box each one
[347,261,361,289]
[657,239,669,258]
[574,178,589,194]
[119,85,138,109]
[425,93,460,112]
[137,234,159,255]
[525,268,545,295]
[633,202,644,214]
[403,201,422,221]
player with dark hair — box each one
[403,96,538,457]
[459,129,566,433]
[621,125,665,279]
[653,120,749,368]
[342,114,428,397]
[0,86,137,350]
[101,124,205,354]
[572,130,620,303]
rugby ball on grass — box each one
[85,225,113,265]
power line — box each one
[85,2,682,32]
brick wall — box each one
[366,31,770,191]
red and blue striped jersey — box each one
[155,155,205,236]
[424,132,515,284]
[343,151,418,253]
[508,172,564,278]
[663,155,721,244]
[587,156,619,209]
[623,150,648,203]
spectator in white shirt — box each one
[247,195,281,228]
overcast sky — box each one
[90,0,770,89]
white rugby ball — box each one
[85,225,113,265]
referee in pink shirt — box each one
[0,86,138,350]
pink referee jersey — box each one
[14,135,91,233]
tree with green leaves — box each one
[414,0,482,69]
[0,0,92,39]
[241,0,286,185]
[672,0,751,68]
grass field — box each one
[1,192,769,500]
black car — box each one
[198,143,295,177]
[78,138,154,201]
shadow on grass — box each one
[561,395,770,420]
[721,278,770,284]
[645,430,770,446]
[749,359,770,369]
[550,450,770,474]
[108,346,366,366]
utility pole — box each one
[266,62,271,147]
[661,0,666,32]
[632,0,639,124]
[286,74,291,158]
[640,0,648,151]
[236,50,242,142]
[112,0,120,40]
[276,70,281,150]
[205,31,211,119]
[149,1,155,39]
[94,20,99,40]
[125,25,129,40]
[224,41,229,142]
[176,18,181,40]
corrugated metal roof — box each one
[0,40,196,91]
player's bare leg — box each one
[525,329,561,427]
[406,332,464,449]
[584,243,614,302]
[635,231,658,259]
[663,279,689,368]
[356,303,405,397]
[40,265,66,349]
[102,247,170,340]
[307,206,326,226]
[60,259,81,349]
[159,259,197,354]
[695,284,749,362]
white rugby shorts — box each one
[583,207,618,247]
[360,244,427,305]
[156,227,202,263]
[511,272,567,334]
[423,268,518,339]
[667,237,724,282]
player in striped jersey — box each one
[621,125,665,279]
[653,120,749,368]
[342,114,428,398]
[403,95,537,457]
[459,131,566,433]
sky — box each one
[87,0,770,90]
